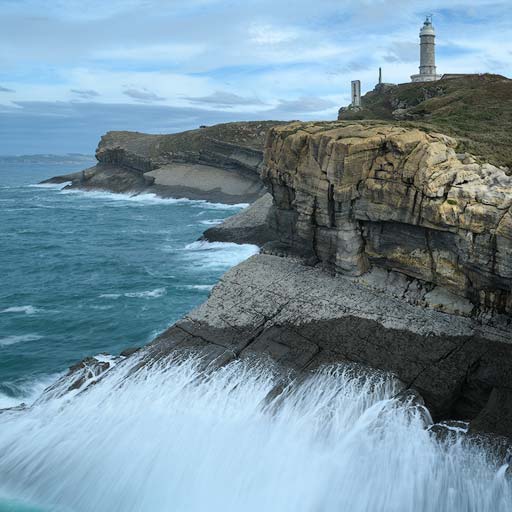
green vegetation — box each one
[99,121,287,162]
[339,74,512,168]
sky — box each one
[0,0,510,155]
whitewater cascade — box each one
[0,354,510,511]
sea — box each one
[0,155,510,511]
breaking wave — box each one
[0,334,42,347]
[181,240,259,269]
[30,181,72,190]
[57,189,249,209]
[0,356,510,511]
[99,288,167,299]
[1,305,41,315]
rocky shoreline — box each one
[139,253,509,433]
[39,120,512,441]
[43,122,283,205]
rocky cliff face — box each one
[262,122,512,318]
[137,121,512,436]
[43,122,285,204]
[95,122,276,177]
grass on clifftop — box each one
[338,74,512,168]
[99,121,287,160]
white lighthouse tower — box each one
[411,16,441,82]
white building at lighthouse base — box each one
[410,72,442,83]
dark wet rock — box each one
[120,347,141,357]
[141,254,511,426]
[37,355,120,402]
[471,387,512,437]
[202,193,277,246]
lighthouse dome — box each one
[420,18,435,36]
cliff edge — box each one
[262,121,512,319]
[37,116,512,439]
[145,120,512,437]
[338,74,512,169]
[43,121,285,204]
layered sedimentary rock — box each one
[262,121,512,317]
[43,122,283,204]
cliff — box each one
[114,119,511,439]
[338,74,512,169]
[36,114,512,439]
[43,121,285,204]
[262,121,512,318]
[141,253,511,435]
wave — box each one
[30,181,72,191]
[0,373,61,410]
[124,288,166,299]
[57,189,248,210]
[1,305,41,315]
[0,357,509,511]
[0,334,42,347]
[199,219,224,226]
[100,289,166,299]
[195,201,249,210]
[180,284,215,291]
[182,240,259,269]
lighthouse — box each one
[411,16,441,82]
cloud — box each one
[184,91,266,108]
[0,0,510,154]
[92,43,205,63]
[0,100,244,154]
[384,42,419,63]
[71,88,100,99]
[248,24,299,45]
[0,86,15,93]
[123,88,166,103]
[271,96,338,114]
[0,98,339,155]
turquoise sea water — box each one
[0,155,257,409]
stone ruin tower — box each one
[411,16,441,82]
[351,80,361,107]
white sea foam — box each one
[30,181,72,190]
[60,190,192,205]
[0,357,509,511]
[199,219,224,226]
[99,288,167,299]
[1,305,40,315]
[0,373,61,410]
[193,201,249,210]
[181,284,215,291]
[182,240,259,269]
[124,288,166,299]
[93,354,120,365]
[57,189,248,210]
[0,334,42,347]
